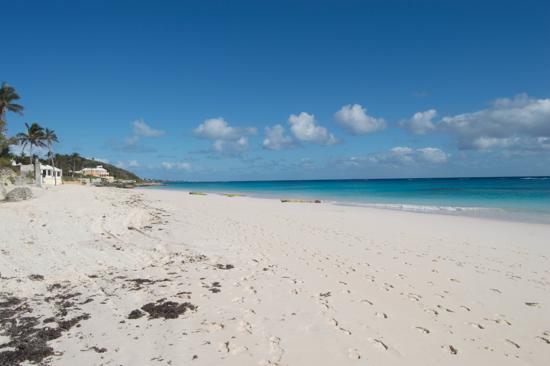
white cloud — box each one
[213,136,249,154]
[334,104,386,134]
[389,146,415,164]
[341,146,448,166]
[288,112,337,145]
[401,109,437,134]
[418,147,448,163]
[109,119,163,153]
[194,118,256,140]
[194,117,257,154]
[161,162,192,171]
[132,119,165,137]
[440,94,550,151]
[128,160,140,167]
[263,124,293,150]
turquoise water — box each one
[147,177,550,223]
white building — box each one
[40,164,63,185]
[13,162,63,186]
[76,165,110,178]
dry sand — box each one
[1,185,549,365]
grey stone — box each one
[5,187,33,202]
[0,168,17,200]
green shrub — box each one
[0,157,12,168]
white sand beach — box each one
[1,185,549,365]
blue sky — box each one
[3,0,550,180]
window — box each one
[47,170,51,176]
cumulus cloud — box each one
[342,146,448,166]
[161,162,192,171]
[108,119,164,153]
[288,112,337,145]
[417,147,448,163]
[263,124,293,150]
[194,117,257,154]
[439,94,550,151]
[195,118,256,140]
[213,136,250,154]
[132,119,165,137]
[400,109,437,135]
[334,104,386,134]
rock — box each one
[5,187,33,202]
[0,168,16,200]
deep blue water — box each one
[146,177,550,223]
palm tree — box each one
[0,82,24,154]
[43,128,59,185]
[70,152,81,177]
[15,123,45,165]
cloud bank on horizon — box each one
[99,94,550,179]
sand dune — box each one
[1,185,549,365]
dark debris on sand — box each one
[28,274,44,281]
[126,278,171,290]
[128,309,145,319]
[208,282,222,294]
[0,290,91,366]
[140,299,197,319]
[215,264,234,270]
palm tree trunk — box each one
[29,145,33,166]
[49,145,57,186]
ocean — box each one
[146,177,550,223]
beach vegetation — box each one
[0,82,24,159]
[15,123,46,166]
[43,129,59,185]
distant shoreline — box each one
[142,176,550,224]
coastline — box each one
[143,183,550,225]
[1,185,549,365]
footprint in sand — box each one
[415,326,430,334]
[238,320,253,334]
[328,318,352,335]
[348,348,361,359]
[259,336,284,365]
[505,339,520,349]
[369,338,389,351]
[442,345,458,354]
[469,322,485,329]
[218,341,249,356]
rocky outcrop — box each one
[5,187,33,202]
[0,168,17,200]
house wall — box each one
[43,175,63,185]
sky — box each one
[2,0,550,181]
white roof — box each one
[82,166,107,171]
[41,164,62,171]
